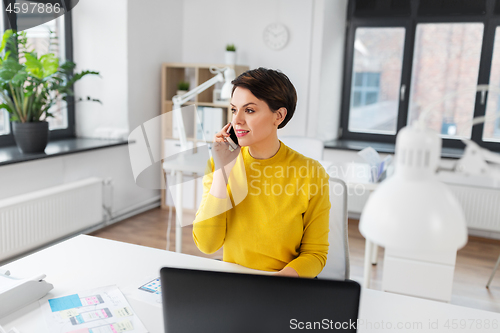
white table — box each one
[162,151,208,253]
[1,235,499,333]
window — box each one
[0,1,74,147]
[0,7,6,136]
[341,0,500,152]
[0,111,8,136]
[25,16,68,131]
[408,23,484,139]
[484,26,500,142]
[349,27,405,135]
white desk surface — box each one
[1,235,499,333]
[162,151,208,174]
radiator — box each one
[0,177,103,261]
[447,184,500,233]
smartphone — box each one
[138,277,162,295]
[226,124,239,151]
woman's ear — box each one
[274,107,288,127]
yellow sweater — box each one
[192,141,330,278]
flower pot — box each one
[224,51,236,65]
[176,90,195,101]
[12,121,49,154]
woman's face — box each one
[230,87,282,147]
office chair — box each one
[278,137,349,280]
[279,136,324,161]
[317,177,351,281]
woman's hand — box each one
[212,123,240,177]
[274,267,299,277]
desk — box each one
[162,151,207,253]
[1,236,499,332]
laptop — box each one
[160,267,361,333]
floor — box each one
[90,207,500,313]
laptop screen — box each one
[161,267,361,333]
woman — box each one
[193,67,330,278]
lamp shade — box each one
[359,125,468,251]
[220,68,236,100]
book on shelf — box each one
[196,106,223,141]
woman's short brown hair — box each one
[231,67,297,129]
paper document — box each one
[357,147,393,183]
[41,285,147,333]
[123,277,162,306]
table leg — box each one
[175,170,183,253]
[364,238,373,288]
[486,252,500,288]
[371,242,379,265]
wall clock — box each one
[263,23,289,50]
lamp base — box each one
[382,248,457,302]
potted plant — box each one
[225,44,236,65]
[176,81,190,96]
[0,29,100,154]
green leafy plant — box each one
[177,81,190,91]
[226,44,236,52]
[0,29,100,123]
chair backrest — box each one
[317,177,350,281]
[279,136,324,161]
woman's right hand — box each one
[213,122,232,143]
[212,123,240,175]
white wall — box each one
[127,0,184,194]
[72,0,129,138]
[182,0,314,137]
[127,0,183,133]
[70,0,185,211]
[311,0,348,141]
[180,0,349,140]
[70,0,171,210]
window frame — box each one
[0,0,75,147]
[496,92,500,136]
[340,0,500,152]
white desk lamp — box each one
[359,84,500,301]
[359,124,468,252]
[171,67,235,151]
